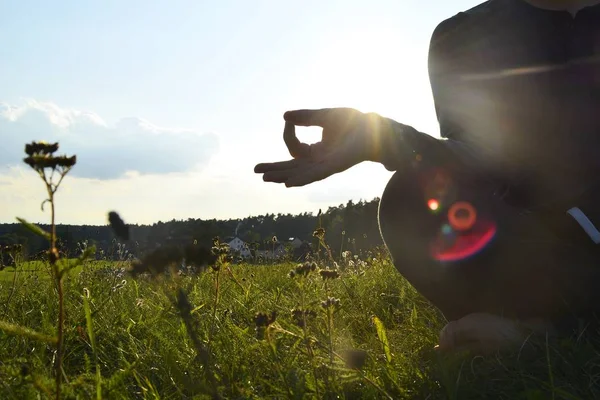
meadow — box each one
[1,252,600,399]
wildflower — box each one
[272,236,278,243]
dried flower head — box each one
[254,311,277,328]
[312,228,325,240]
[2,244,22,254]
[254,311,277,340]
[211,243,230,256]
[24,154,77,170]
[321,297,341,309]
[319,269,340,280]
[289,261,318,278]
[25,141,58,156]
[291,308,317,328]
[108,211,129,241]
[23,142,76,172]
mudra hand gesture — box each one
[254,108,386,187]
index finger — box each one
[283,109,331,127]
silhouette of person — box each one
[255,0,600,352]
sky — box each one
[0,0,482,225]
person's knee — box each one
[378,169,434,261]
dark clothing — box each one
[379,161,600,325]
[432,0,600,197]
[384,0,600,207]
[378,1,600,325]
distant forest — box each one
[0,198,384,261]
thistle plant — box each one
[1,141,96,399]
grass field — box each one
[1,252,600,399]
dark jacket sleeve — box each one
[382,13,496,175]
[378,14,488,173]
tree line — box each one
[0,198,383,262]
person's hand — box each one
[254,108,386,187]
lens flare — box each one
[441,223,453,236]
[430,217,496,262]
[427,199,440,211]
[448,201,476,231]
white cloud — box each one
[0,100,219,179]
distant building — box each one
[227,237,252,258]
[289,237,303,249]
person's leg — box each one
[377,149,600,351]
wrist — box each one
[363,112,394,165]
[364,113,411,170]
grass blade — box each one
[372,316,392,364]
[0,319,57,344]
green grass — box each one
[1,256,599,399]
[0,260,113,281]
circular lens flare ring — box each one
[448,201,477,231]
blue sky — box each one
[0,0,481,225]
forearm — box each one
[372,115,498,177]
[371,116,442,171]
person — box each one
[255,0,600,353]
